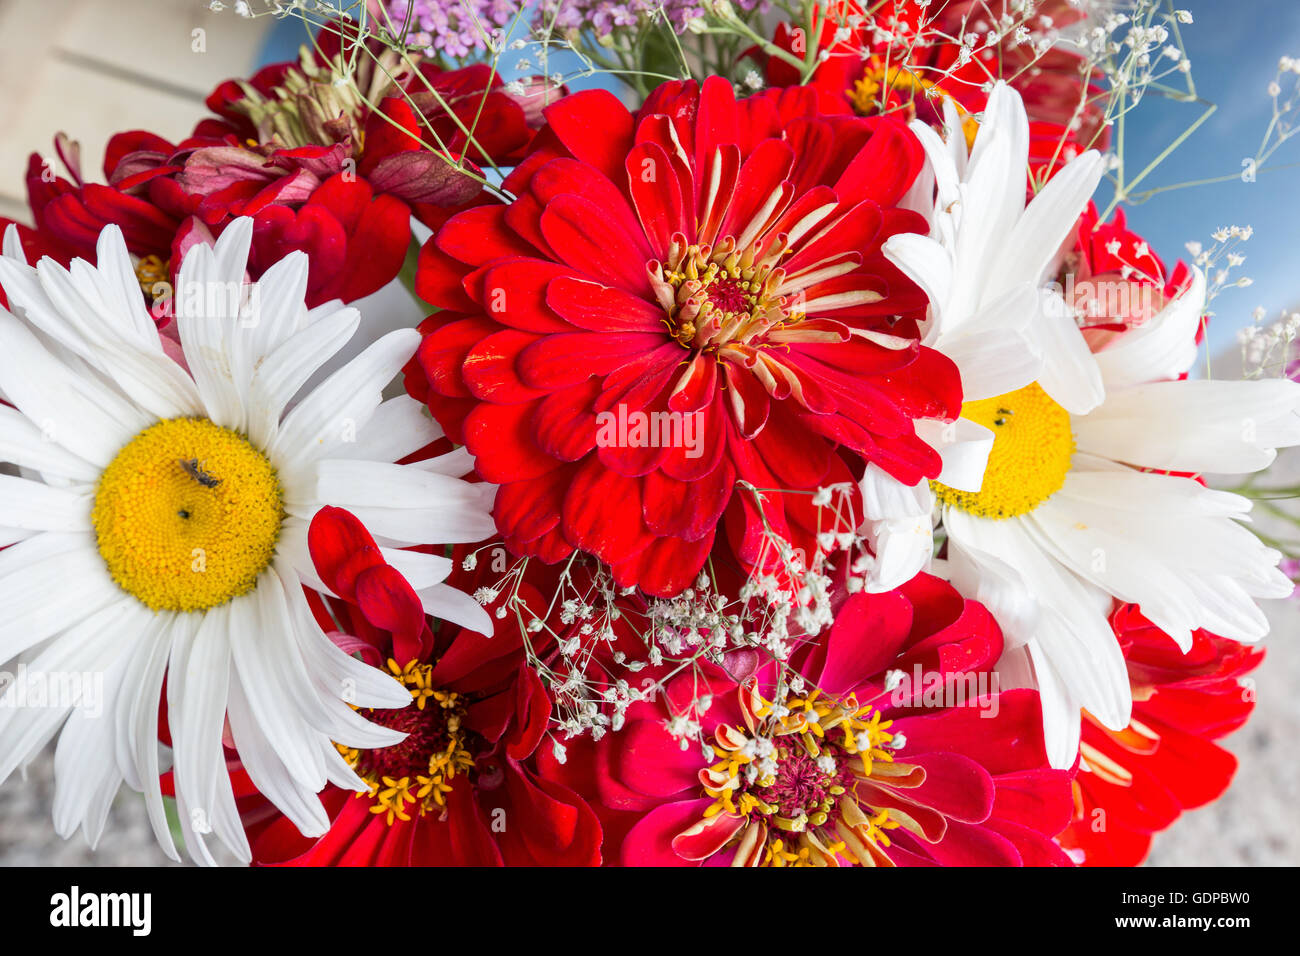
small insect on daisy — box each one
[177,458,222,489]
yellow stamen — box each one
[702,682,899,867]
[133,254,169,299]
[337,659,477,824]
[848,64,981,149]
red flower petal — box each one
[561,458,652,566]
[539,194,653,297]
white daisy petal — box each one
[324,395,444,464]
[969,83,1028,182]
[944,507,1129,744]
[167,603,250,865]
[417,583,494,634]
[273,516,331,594]
[2,223,27,263]
[243,300,360,450]
[1024,641,1083,770]
[0,312,149,465]
[90,225,162,341]
[407,445,476,476]
[1028,291,1105,414]
[938,286,1043,401]
[986,149,1102,302]
[230,249,312,392]
[32,255,203,419]
[262,561,405,754]
[270,328,421,471]
[174,233,249,431]
[0,533,120,663]
[1093,267,1206,387]
[229,584,327,791]
[948,137,1020,311]
[382,546,454,589]
[113,609,181,860]
[0,597,137,786]
[308,459,498,545]
[883,231,953,334]
[52,654,130,848]
[0,229,200,420]
[0,404,101,482]
[225,670,332,838]
[1074,378,1300,474]
[1028,471,1289,645]
[917,417,994,492]
[857,463,934,592]
[0,474,91,531]
[277,559,412,712]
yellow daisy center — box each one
[91,417,284,612]
[931,383,1075,519]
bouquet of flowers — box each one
[1,0,1297,868]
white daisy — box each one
[873,85,1300,768]
[0,218,497,863]
[859,82,1104,592]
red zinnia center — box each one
[355,701,461,781]
[752,744,856,824]
[653,237,795,351]
[337,660,478,824]
[706,275,754,314]
[699,688,902,866]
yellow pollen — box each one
[848,65,980,149]
[337,659,477,825]
[704,684,900,867]
[932,382,1075,519]
[133,255,170,299]
[655,237,799,350]
[91,417,283,612]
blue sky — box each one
[1095,0,1300,357]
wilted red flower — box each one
[244,509,601,866]
[15,25,550,309]
[538,573,1075,866]
[410,76,961,597]
[1057,605,1262,866]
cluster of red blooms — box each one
[2,4,1260,866]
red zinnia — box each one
[539,573,1075,866]
[410,76,961,598]
[244,509,601,866]
[759,0,1107,173]
[1058,605,1262,866]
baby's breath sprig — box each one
[464,480,878,757]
